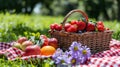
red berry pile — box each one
[50,20,110,33]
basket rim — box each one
[50,30,113,34]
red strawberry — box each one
[50,24,54,30]
[86,22,95,31]
[97,21,104,27]
[96,21,105,32]
[64,23,71,31]
[55,24,62,31]
[97,25,105,32]
[67,25,77,32]
[76,21,86,31]
[50,23,58,30]
[70,20,78,25]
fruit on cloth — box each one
[40,35,48,39]
[23,45,41,56]
[40,35,49,47]
[86,22,95,31]
[40,35,58,48]
[13,42,22,50]
[66,25,77,32]
[76,21,86,31]
[48,38,58,49]
[21,41,33,51]
[17,37,27,44]
[41,46,56,56]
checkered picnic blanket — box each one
[0,39,120,67]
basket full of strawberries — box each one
[49,9,113,54]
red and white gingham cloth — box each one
[0,42,12,50]
[1,39,120,67]
[0,42,13,55]
[5,47,24,60]
[0,42,52,61]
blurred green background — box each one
[0,0,120,42]
[0,0,120,21]
[0,0,120,66]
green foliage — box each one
[0,58,55,67]
[0,14,120,42]
[1,0,120,21]
[40,0,120,21]
[104,21,120,40]
[0,13,62,42]
[0,0,39,14]
[0,14,120,66]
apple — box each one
[40,35,49,47]
[17,37,27,44]
[23,45,41,56]
[48,38,58,49]
[21,40,33,51]
[41,38,49,47]
[12,42,22,49]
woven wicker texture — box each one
[49,9,113,54]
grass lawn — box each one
[0,13,120,67]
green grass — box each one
[0,13,63,42]
[0,13,120,67]
[0,57,55,67]
[104,21,120,40]
[0,13,120,42]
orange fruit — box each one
[40,46,56,56]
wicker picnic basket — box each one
[49,9,113,54]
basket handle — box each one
[61,9,88,31]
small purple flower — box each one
[69,42,91,64]
[69,41,83,58]
[69,41,82,53]
[80,46,91,63]
[52,48,63,59]
[64,51,71,58]
[55,53,70,64]
[81,46,91,57]
[68,55,81,65]
[53,41,91,65]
